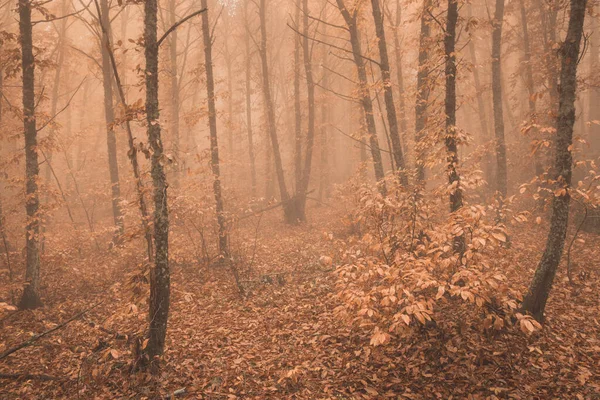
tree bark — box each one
[99,0,124,238]
[415,0,432,183]
[18,0,42,309]
[144,0,170,364]
[444,0,464,255]
[201,0,229,259]
[522,0,587,322]
[588,9,600,156]
[370,0,407,185]
[335,0,386,195]
[491,0,507,199]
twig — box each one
[0,301,103,361]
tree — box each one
[522,0,587,322]
[143,0,171,364]
[415,0,432,182]
[335,0,386,195]
[370,0,407,185]
[257,0,296,222]
[167,0,180,186]
[99,0,124,238]
[200,0,229,260]
[491,0,507,200]
[18,0,42,309]
[244,1,257,198]
[444,0,464,255]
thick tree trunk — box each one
[415,0,431,182]
[336,0,386,195]
[100,0,124,238]
[370,0,407,185]
[444,0,465,255]
[522,0,586,322]
[144,0,170,364]
[18,0,42,309]
[258,0,295,222]
[168,0,180,186]
[201,0,229,259]
[244,4,257,198]
[492,0,507,199]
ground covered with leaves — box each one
[1,201,600,399]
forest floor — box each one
[1,202,600,399]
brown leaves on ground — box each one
[1,205,599,399]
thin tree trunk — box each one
[415,0,432,182]
[519,0,543,175]
[168,0,180,186]
[201,0,229,260]
[296,0,316,220]
[293,0,302,193]
[244,4,257,197]
[257,0,295,222]
[522,0,587,322]
[492,0,507,199]
[99,0,124,239]
[143,0,170,364]
[336,0,386,195]
[444,0,465,255]
[318,43,330,200]
[18,0,42,309]
[370,0,407,184]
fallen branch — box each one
[0,373,66,381]
[0,301,103,361]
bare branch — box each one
[157,8,207,48]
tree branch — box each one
[157,8,207,48]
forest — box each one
[0,0,598,397]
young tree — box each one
[99,0,124,238]
[143,0,171,363]
[257,0,296,222]
[167,0,180,185]
[370,0,407,185]
[415,0,431,182]
[491,0,507,199]
[244,2,257,197]
[200,0,229,259]
[522,0,587,322]
[293,0,302,193]
[335,0,386,195]
[444,0,464,255]
[18,0,42,309]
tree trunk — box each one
[519,0,543,175]
[336,0,386,195]
[293,0,302,194]
[18,0,42,309]
[318,43,330,201]
[100,0,124,238]
[201,0,229,260]
[522,0,587,322]
[491,0,507,199]
[370,0,407,185]
[143,0,170,364]
[415,0,432,183]
[444,0,465,255]
[257,0,295,222]
[296,0,316,220]
[588,9,600,157]
[244,4,257,198]
[168,0,180,186]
